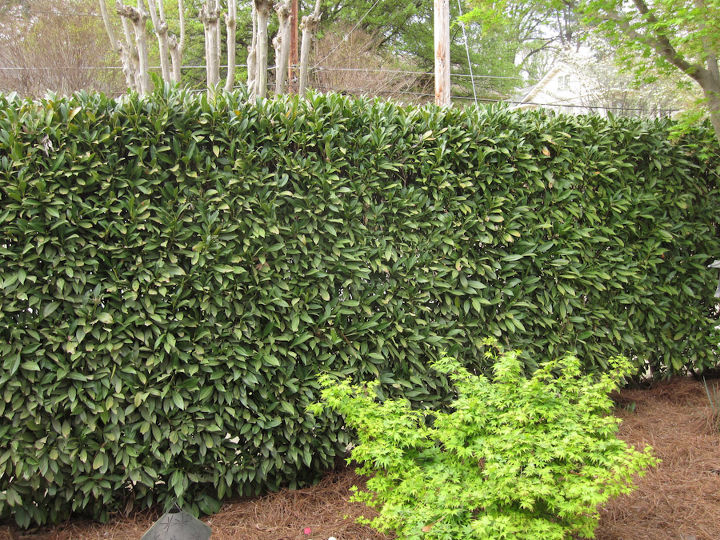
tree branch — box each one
[692,0,720,86]
[604,5,706,83]
[98,0,119,52]
[519,36,560,67]
[146,0,172,82]
[178,0,185,54]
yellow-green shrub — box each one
[310,343,658,539]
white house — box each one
[513,56,682,117]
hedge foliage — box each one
[0,88,718,526]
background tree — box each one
[0,0,124,96]
[103,0,189,93]
[463,0,579,80]
[251,0,273,97]
[99,0,245,94]
[309,27,433,100]
[586,0,720,139]
[309,0,561,101]
[470,0,720,138]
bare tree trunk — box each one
[289,0,298,92]
[99,0,137,91]
[99,0,119,50]
[116,0,150,95]
[201,0,220,91]
[298,0,321,94]
[253,0,273,98]
[120,16,141,91]
[224,0,238,92]
[701,82,720,142]
[135,0,151,95]
[168,37,181,83]
[216,9,222,75]
[247,3,257,95]
[708,94,720,142]
[168,0,185,83]
[203,7,211,85]
[146,0,171,83]
[692,0,720,141]
[274,0,292,94]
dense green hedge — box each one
[0,88,718,526]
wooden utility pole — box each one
[289,0,298,92]
[434,0,450,106]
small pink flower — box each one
[303,527,312,535]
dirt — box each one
[2,376,720,540]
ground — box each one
[1,376,719,540]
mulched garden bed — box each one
[2,376,719,540]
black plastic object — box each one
[140,504,211,540]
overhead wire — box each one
[311,66,524,80]
[1,9,102,17]
[0,64,676,113]
[311,85,676,113]
[0,65,524,80]
[456,0,478,105]
[0,65,248,71]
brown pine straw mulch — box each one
[597,376,720,540]
[3,376,720,540]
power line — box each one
[0,64,676,114]
[3,10,101,17]
[511,100,676,113]
[0,64,249,71]
[312,85,676,113]
[311,66,524,80]
[0,66,123,71]
[0,64,526,81]
[456,0,477,105]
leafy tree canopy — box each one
[314,0,552,99]
[469,0,720,138]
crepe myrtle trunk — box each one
[224,0,238,92]
[99,0,137,91]
[247,2,258,94]
[253,0,273,98]
[168,0,186,83]
[274,0,292,94]
[298,0,321,94]
[146,0,172,83]
[115,0,151,95]
[201,0,221,91]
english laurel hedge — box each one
[0,88,718,526]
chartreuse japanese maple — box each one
[311,343,657,539]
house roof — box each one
[515,65,564,109]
